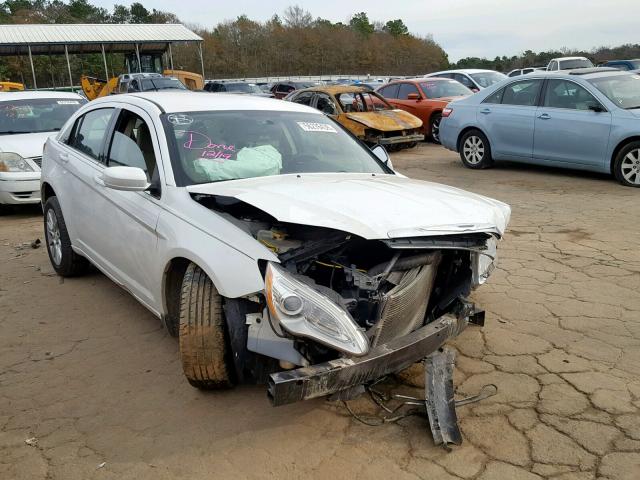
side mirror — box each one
[371,144,393,170]
[101,166,150,191]
[588,104,605,113]
[470,87,480,93]
[407,93,421,100]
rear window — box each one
[558,59,594,70]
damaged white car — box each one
[41,92,510,444]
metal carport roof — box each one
[0,23,202,56]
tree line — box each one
[454,44,640,72]
[0,1,448,87]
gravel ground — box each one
[1,143,639,479]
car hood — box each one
[187,173,511,239]
[0,131,54,158]
[344,110,423,131]
[627,108,640,118]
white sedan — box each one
[41,92,510,405]
[0,91,85,205]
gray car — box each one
[439,68,640,187]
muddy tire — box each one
[43,196,89,277]
[613,141,640,187]
[179,263,234,389]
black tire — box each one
[613,141,640,187]
[43,196,89,277]
[179,263,234,389]
[459,130,494,169]
[429,113,442,144]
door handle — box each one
[480,108,491,114]
[538,113,551,120]
[59,152,69,163]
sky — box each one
[106,0,640,62]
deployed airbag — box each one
[194,145,282,182]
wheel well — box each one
[162,257,192,332]
[41,182,56,203]
[429,110,442,126]
[610,137,640,174]
[456,126,484,152]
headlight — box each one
[472,236,498,288]
[265,262,370,356]
[0,152,34,172]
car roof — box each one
[509,68,630,80]
[0,91,84,102]
[295,85,370,95]
[427,69,497,75]
[552,56,589,61]
[388,77,449,84]
[89,91,325,114]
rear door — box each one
[57,107,116,253]
[533,79,612,169]
[389,82,423,117]
[476,78,543,160]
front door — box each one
[533,79,612,169]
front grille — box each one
[30,156,42,168]
[371,252,441,346]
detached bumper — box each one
[376,133,425,145]
[268,313,466,406]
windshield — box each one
[559,59,594,70]
[336,92,392,112]
[469,72,507,88]
[0,97,85,135]
[225,83,256,93]
[163,110,389,186]
[420,80,472,98]
[142,78,186,91]
[588,73,640,109]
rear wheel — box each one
[459,130,494,169]
[43,196,89,277]
[429,113,442,144]
[179,263,234,389]
[613,141,640,187]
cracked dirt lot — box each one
[1,144,639,480]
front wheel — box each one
[179,263,235,389]
[43,196,89,277]
[459,130,494,169]
[613,141,640,187]
[429,113,442,144]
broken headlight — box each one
[0,152,34,172]
[471,236,498,288]
[265,262,369,356]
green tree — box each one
[349,12,374,36]
[384,19,408,36]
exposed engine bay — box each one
[194,193,494,370]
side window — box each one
[292,92,314,106]
[454,74,475,89]
[500,79,542,106]
[277,84,293,94]
[69,108,114,161]
[549,61,558,71]
[107,110,158,182]
[483,88,504,104]
[128,79,140,92]
[379,83,399,99]
[397,83,420,99]
[508,70,521,77]
[543,80,602,111]
[316,93,338,115]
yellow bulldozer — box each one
[81,69,204,101]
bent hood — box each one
[187,173,511,239]
[344,110,423,131]
[0,131,55,158]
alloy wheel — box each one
[431,118,441,143]
[46,209,62,266]
[463,136,485,165]
[620,148,640,185]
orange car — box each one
[376,78,472,144]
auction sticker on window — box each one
[57,100,80,105]
[297,122,337,133]
[167,113,194,126]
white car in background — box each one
[546,56,594,71]
[40,92,510,410]
[424,69,507,92]
[0,91,85,206]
